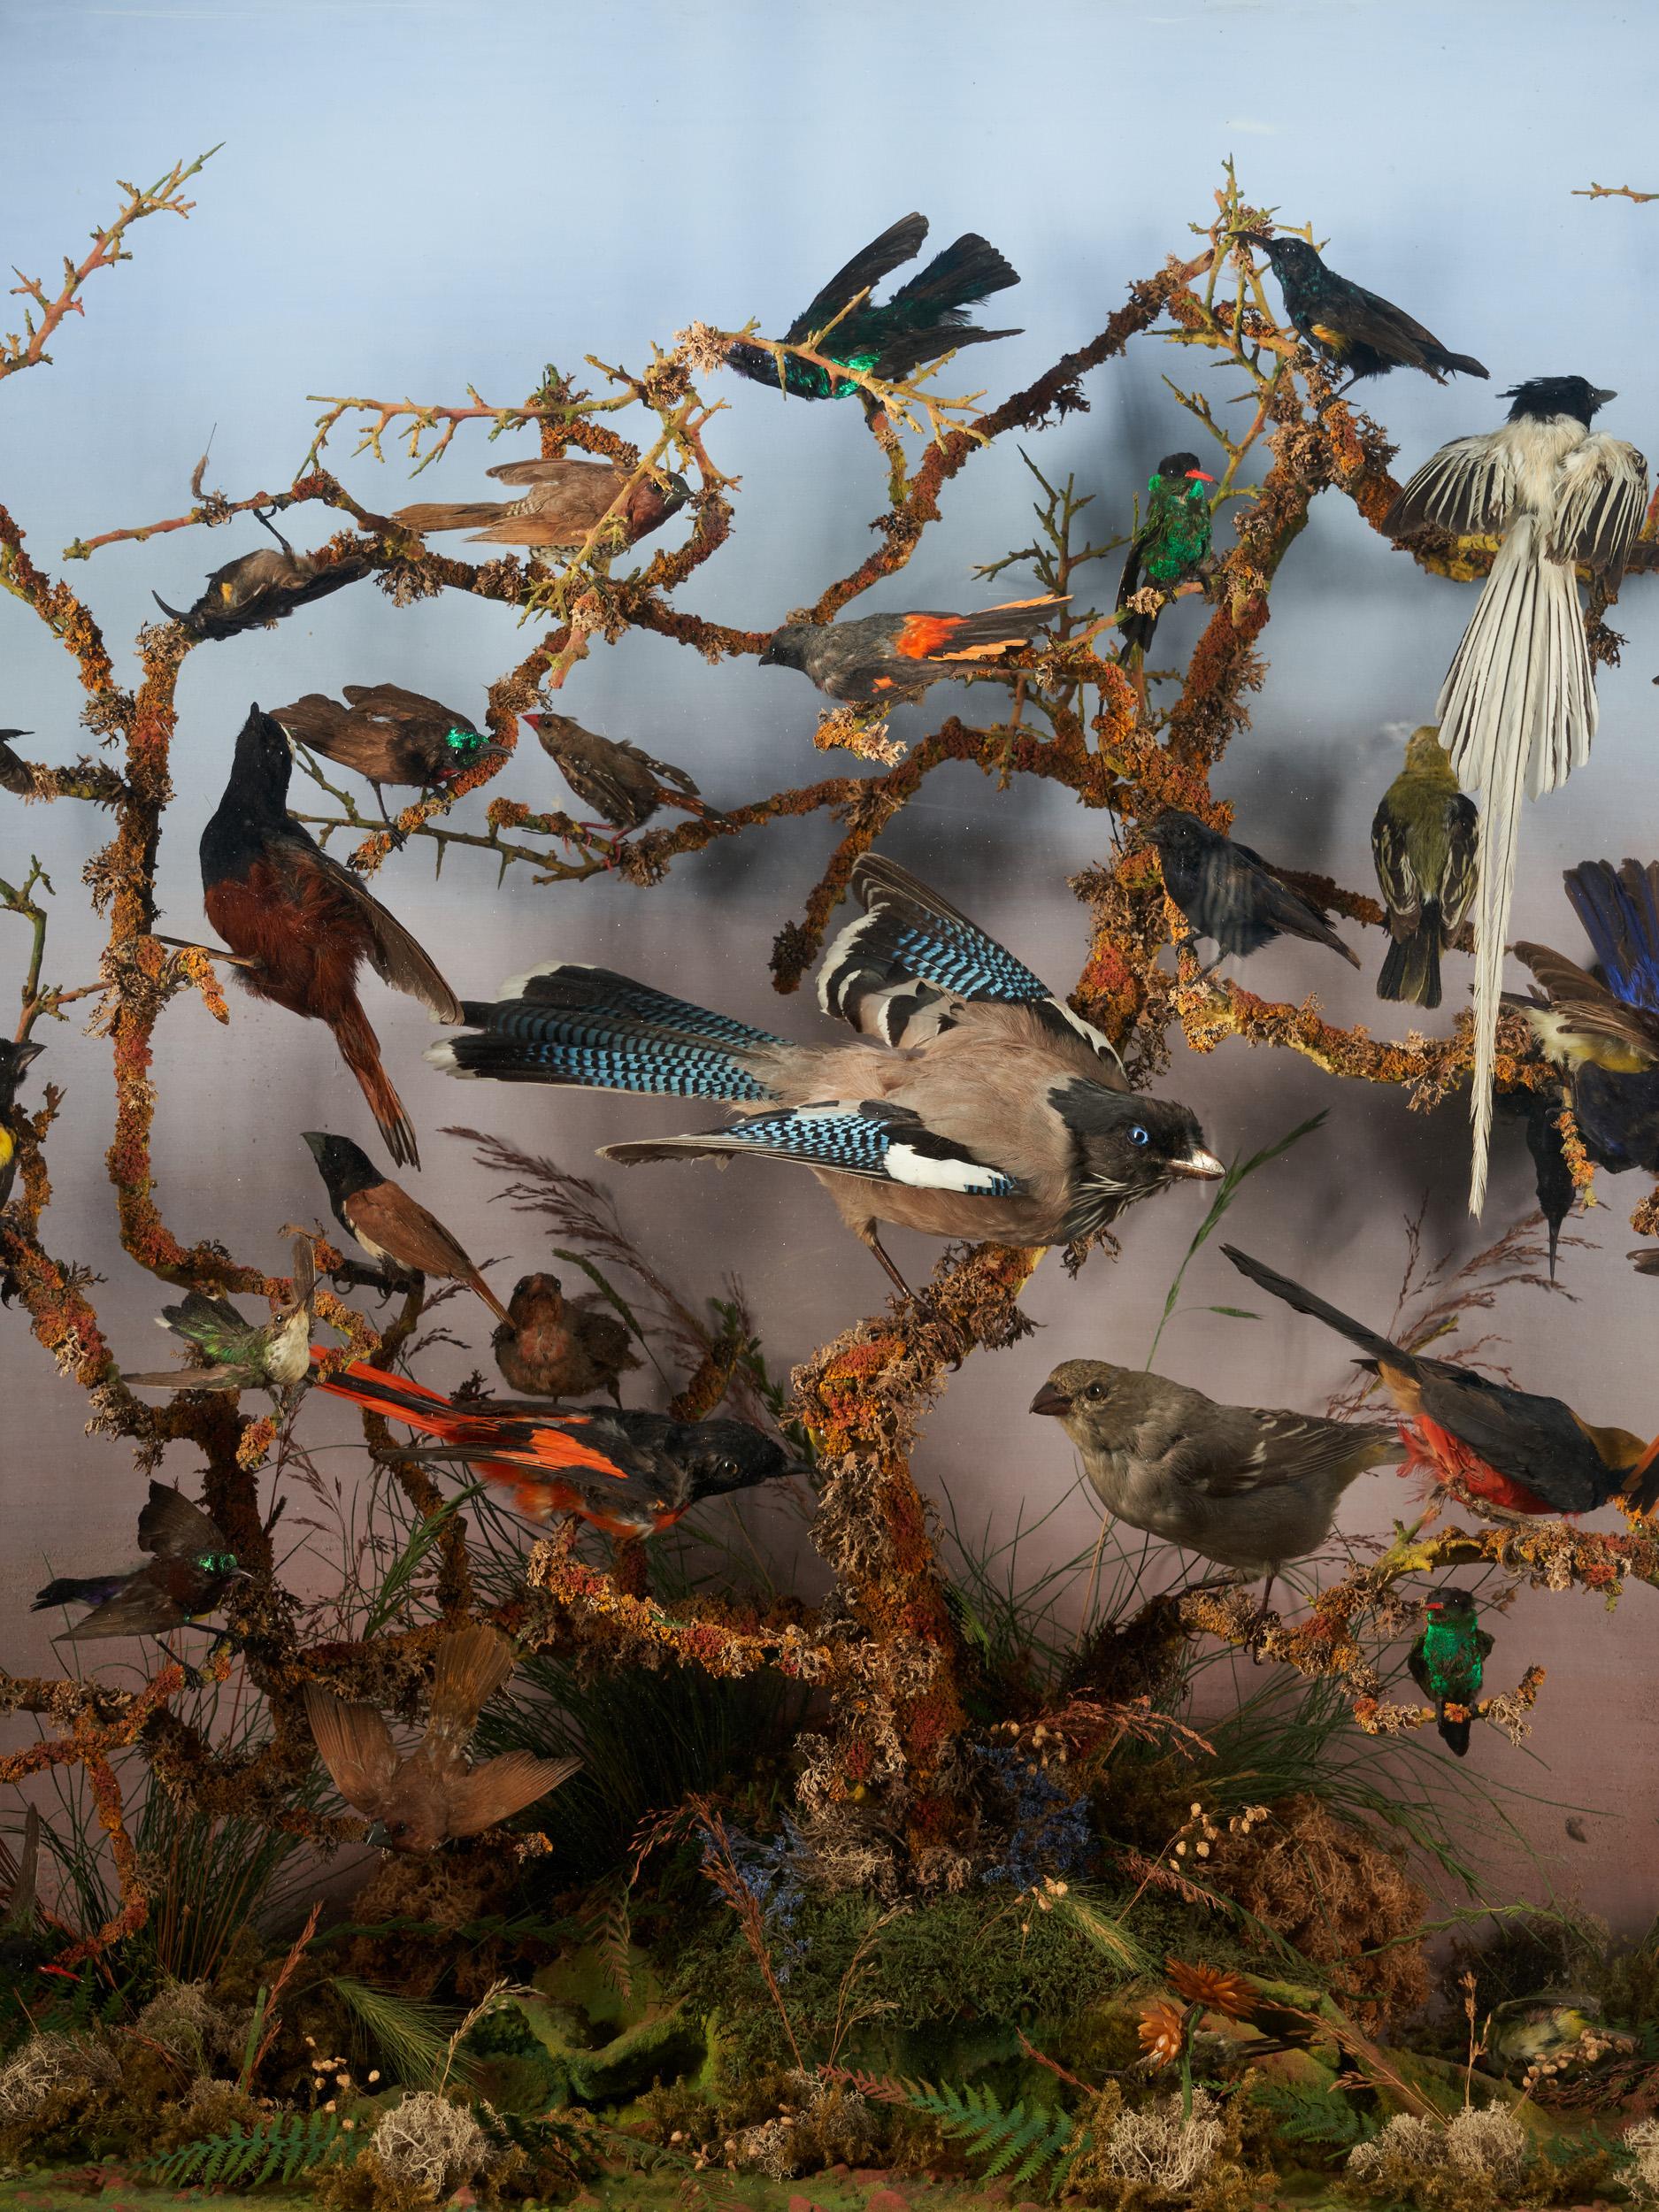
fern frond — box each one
[149,2108,356,2188]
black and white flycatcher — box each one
[1386,377,1648,1213]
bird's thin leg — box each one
[866,1233,913,1300]
[153,1635,204,1689]
[370,782,408,849]
[253,507,295,555]
[1245,1574,1276,1661]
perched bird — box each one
[1386,378,1648,1211]
[727,212,1020,399]
[304,1623,579,1853]
[153,512,369,640]
[200,707,461,1170]
[0,1039,43,1208]
[274,685,507,826]
[392,457,688,552]
[312,1359,808,1536]
[493,1271,639,1403]
[1371,726,1478,1010]
[123,1237,315,1395]
[1145,810,1360,972]
[759,597,1065,706]
[1254,234,1487,389]
[1029,1359,1403,1584]
[32,1482,246,1651]
[1494,1085,1576,1281]
[0,733,32,797]
[1407,1586,1493,1756]
[1222,1244,1659,1517]
[426,854,1223,1294]
[303,1131,510,1325]
[526,711,709,833]
[1116,452,1216,657]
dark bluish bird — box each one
[32,1483,247,1653]
[0,733,32,797]
[1145,810,1359,972]
[154,511,369,640]
[1494,1085,1576,1282]
[1408,1586,1493,1756]
[728,213,1020,400]
[1371,726,1478,1010]
[1254,234,1487,390]
[1117,452,1216,657]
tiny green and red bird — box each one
[1371,726,1479,1010]
[1408,1586,1493,1756]
[1116,451,1216,658]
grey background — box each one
[4,0,1659,1925]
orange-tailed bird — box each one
[1223,1245,1659,1517]
[758,597,1066,704]
[311,1358,809,1537]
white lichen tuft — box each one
[1347,2104,1529,2195]
[1624,2115,1659,2200]
[1100,2087,1227,2192]
[369,2090,489,2198]
[0,2032,119,2121]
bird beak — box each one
[1030,1381,1074,1418]
[757,643,778,666]
[363,1822,390,1849]
[1593,387,1617,406]
[1187,471,1217,484]
[1166,1147,1225,1181]
[301,1131,326,1160]
[520,712,542,732]
[9,1042,43,1069]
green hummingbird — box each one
[1408,1586,1493,1757]
[1116,452,1217,657]
[122,1238,314,1399]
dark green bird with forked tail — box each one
[1408,1587,1493,1757]
[1117,452,1217,657]
[728,213,1021,401]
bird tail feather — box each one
[1376,912,1443,1009]
[331,998,419,1171]
[391,500,509,534]
[1220,1246,1403,1367]
[32,1576,127,1612]
[427,1623,516,1746]
[1438,1706,1472,1756]
[887,232,1020,312]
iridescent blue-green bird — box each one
[1117,452,1216,657]
[1407,1587,1493,1757]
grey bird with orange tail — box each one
[760,597,1065,705]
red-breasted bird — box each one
[392,457,688,553]
[1145,810,1360,972]
[303,1131,510,1325]
[32,1483,247,1647]
[1371,726,1478,1010]
[123,1236,316,1396]
[0,1039,42,1208]
[1408,1586,1493,1757]
[153,511,370,640]
[274,685,507,826]
[1253,235,1487,390]
[311,1358,808,1536]
[759,597,1065,705]
[526,711,710,833]
[201,707,461,1170]
[727,212,1020,400]
[493,1272,639,1403]
[1223,1244,1659,1517]
[1117,453,1216,658]
[1386,378,1648,1213]
[425,853,1222,1295]
[304,1623,578,1853]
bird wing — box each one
[1412,1368,1612,1513]
[1385,431,1519,539]
[1442,795,1479,935]
[121,1366,243,1392]
[442,1752,580,1839]
[787,213,929,339]
[1234,842,1360,965]
[1512,941,1659,1061]
[602,1099,1022,1194]
[1564,859,1659,1014]
[349,1183,487,1282]
[270,841,462,1023]
[1153,1407,1399,1499]
[1371,798,1424,934]
[485,456,618,493]
[303,1682,399,1817]
[1547,436,1648,575]
[272,694,351,745]
[1319,277,1454,372]
[138,1481,227,1560]
[340,682,447,729]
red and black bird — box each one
[759,597,1065,704]
[201,707,461,1169]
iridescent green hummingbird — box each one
[122,1239,314,1401]
[1408,1586,1493,1757]
[1117,451,1217,658]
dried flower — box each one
[1164,1958,1255,2020]
[1138,2000,1187,2068]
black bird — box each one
[0,733,32,797]
[32,1483,247,1661]
[1494,1085,1577,1282]
[154,511,370,641]
[1145,810,1360,972]
[0,1040,42,1209]
[1253,235,1487,390]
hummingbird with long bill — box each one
[1407,1586,1493,1756]
[1116,452,1216,658]
[122,1238,316,1398]
[31,1483,248,1669]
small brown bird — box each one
[393,457,689,553]
[154,512,370,640]
[303,1622,579,1853]
[526,711,709,833]
[492,1271,640,1403]
[275,685,507,827]
[303,1131,511,1325]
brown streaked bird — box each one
[303,1131,511,1325]
[153,511,370,640]
[32,1483,248,1660]
[392,457,689,553]
[492,1271,640,1403]
[303,1622,579,1853]
[201,706,462,1170]
[526,711,710,833]
[274,684,507,828]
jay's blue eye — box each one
[1129,1125,1150,1147]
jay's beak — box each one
[1029,1381,1073,1418]
[1166,1147,1225,1181]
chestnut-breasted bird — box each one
[304,1623,578,1854]
[153,512,370,640]
[493,1272,639,1403]
[123,1237,315,1396]
[526,711,709,833]
[759,597,1065,705]
[392,457,688,553]
[1371,726,1478,1010]
[1146,810,1360,972]
[303,1131,510,1325]
[1223,1245,1659,1517]
[0,1039,42,1208]
[1254,235,1487,390]
[426,853,1223,1294]
[201,707,461,1170]
[274,685,507,826]
[32,1483,246,1646]
[1386,378,1648,1212]
[1117,453,1215,657]
[728,212,1020,399]
[1408,1586,1493,1757]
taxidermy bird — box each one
[303,1132,511,1325]
[526,711,710,833]
[32,1483,246,1649]
[1145,810,1360,971]
[123,1237,316,1395]
[274,685,507,826]
[1386,377,1648,1212]
[153,511,370,639]
[303,1623,578,1853]
[1408,1586,1493,1756]
[727,212,1020,398]
[200,707,461,1170]
[1371,726,1479,1010]
[759,596,1064,705]
[492,1272,639,1403]
[1116,452,1216,657]
[0,733,32,797]
[392,457,688,551]
[1253,234,1488,389]
[0,1039,42,1208]
[1494,1084,1576,1282]
[426,853,1223,1294]
[1223,1244,1659,1517]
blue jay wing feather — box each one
[1564,859,1659,1014]
[495,964,782,1048]
[603,1100,1020,1194]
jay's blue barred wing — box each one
[602,1099,1022,1194]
